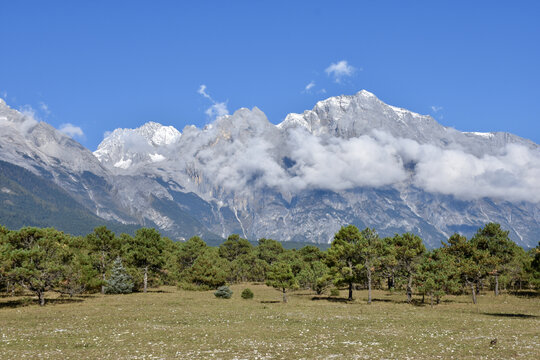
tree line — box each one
[0,223,538,306]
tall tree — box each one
[182,248,228,289]
[256,238,285,265]
[380,236,399,290]
[393,233,426,303]
[470,223,517,296]
[416,249,459,307]
[86,226,120,294]
[359,228,383,304]
[443,233,493,304]
[176,236,208,274]
[266,261,298,303]
[3,227,72,306]
[218,234,253,262]
[124,228,165,293]
[326,225,362,301]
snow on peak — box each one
[465,131,495,139]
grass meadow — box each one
[1,284,538,359]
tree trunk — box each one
[430,292,434,308]
[367,268,372,304]
[471,283,477,304]
[348,282,353,301]
[143,266,148,293]
[38,291,45,306]
[494,273,499,296]
[422,293,425,304]
[101,251,106,294]
[406,275,413,303]
[282,288,287,303]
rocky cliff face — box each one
[1,92,538,247]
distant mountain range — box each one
[1,91,538,248]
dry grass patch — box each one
[1,285,539,359]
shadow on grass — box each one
[311,296,351,303]
[509,291,540,299]
[260,300,281,304]
[0,297,84,309]
[482,312,538,319]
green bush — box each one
[214,285,233,299]
[330,288,340,297]
[241,288,254,299]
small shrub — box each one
[241,288,254,299]
[330,288,340,297]
[214,286,233,299]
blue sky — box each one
[1,0,539,149]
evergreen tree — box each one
[3,227,72,306]
[176,236,207,274]
[359,228,383,304]
[105,257,134,294]
[218,234,253,262]
[297,260,331,295]
[266,261,298,303]
[326,225,362,301]
[416,249,459,307]
[443,233,494,304]
[393,233,426,303]
[470,223,517,296]
[86,226,120,294]
[256,238,285,265]
[182,248,228,289]
[124,228,165,293]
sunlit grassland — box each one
[1,285,538,359]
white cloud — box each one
[59,123,84,139]
[197,84,229,119]
[304,81,315,92]
[103,130,112,139]
[325,60,356,83]
[39,102,51,116]
[205,101,229,119]
[1,90,7,99]
[198,84,211,99]
[431,105,443,113]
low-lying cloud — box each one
[98,108,540,204]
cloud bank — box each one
[98,108,540,204]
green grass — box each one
[1,285,538,359]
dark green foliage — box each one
[105,257,134,294]
[218,234,253,262]
[181,248,227,289]
[470,223,518,296]
[214,285,233,299]
[241,288,254,299]
[256,238,285,265]
[393,232,426,303]
[2,227,73,305]
[416,249,460,306]
[123,228,166,292]
[326,225,363,300]
[297,260,331,295]
[266,261,298,302]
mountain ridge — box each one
[1,91,538,247]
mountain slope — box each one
[1,92,538,248]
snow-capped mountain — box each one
[1,92,539,247]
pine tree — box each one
[105,257,133,294]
